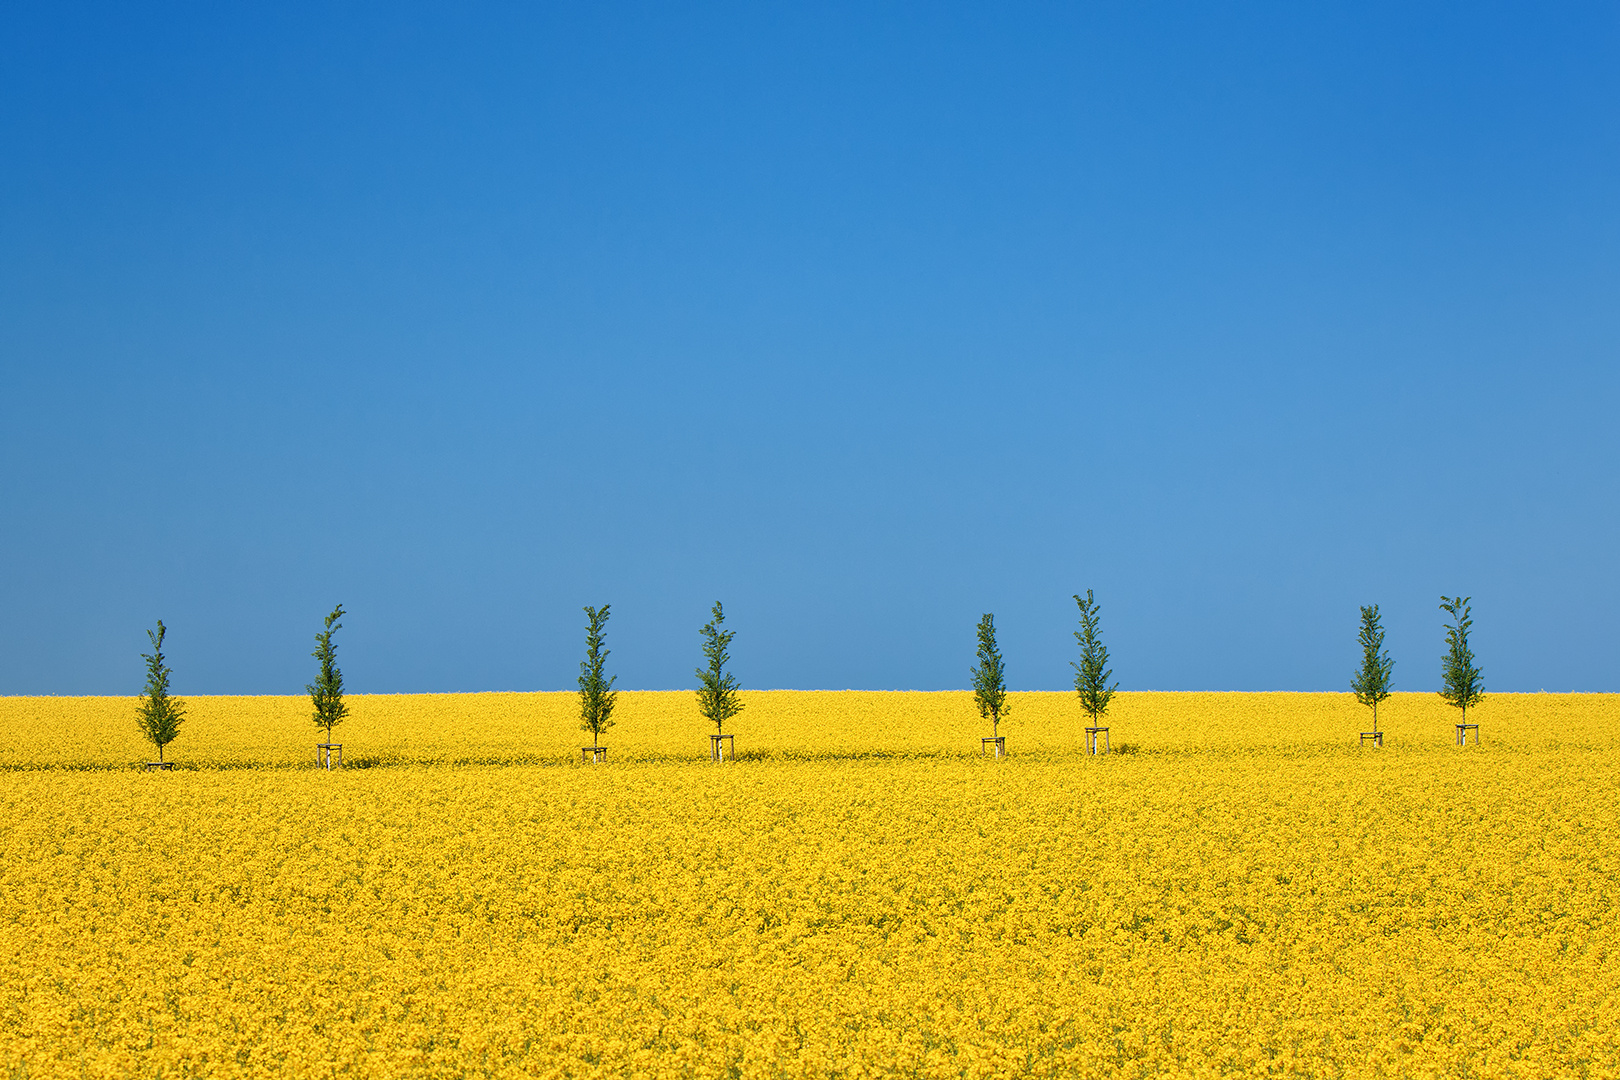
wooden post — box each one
[710,733,734,761]
[1085,726,1110,755]
[1455,723,1479,746]
[980,736,1005,759]
[317,743,343,770]
[581,746,608,764]
[1359,731,1383,748]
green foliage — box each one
[136,620,186,762]
[1439,595,1484,721]
[695,601,744,733]
[1349,603,1395,729]
[307,604,349,740]
[1071,590,1117,724]
[578,604,618,747]
[971,613,1008,734]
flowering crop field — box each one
[1,692,1617,1077]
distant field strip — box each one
[2,690,1617,768]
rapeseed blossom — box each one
[0,692,1615,1077]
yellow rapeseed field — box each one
[1,692,1617,1077]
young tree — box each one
[308,604,349,743]
[1439,595,1484,723]
[578,604,617,749]
[136,620,186,763]
[971,613,1008,737]
[1350,603,1395,732]
[695,601,744,733]
[1071,590,1117,725]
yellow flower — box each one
[0,690,1616,1076]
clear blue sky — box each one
[3,2,1616,694]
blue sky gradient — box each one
[3,2,1617,693]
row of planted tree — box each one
[133,592,1488,768]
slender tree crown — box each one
[578,604,618,747]
[307,603,349,740]
[971,613,1008,733]
[1071,590,1118,724]
[1349,603,1395,729]
[136,620,186,762]
[1439,595,1484,720]
[695,601,744,733]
